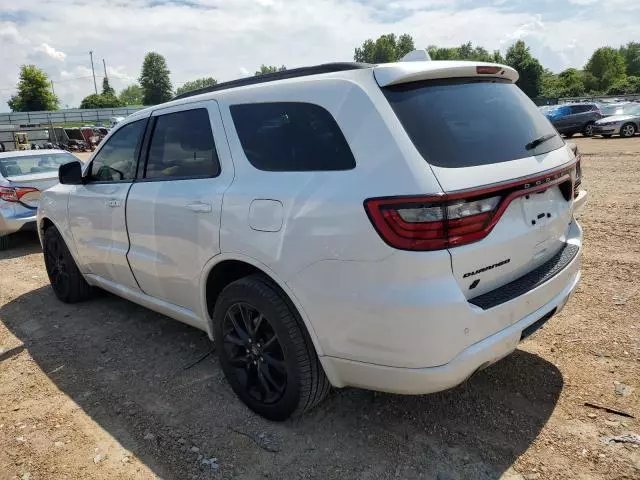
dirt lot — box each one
[1,136,639,480]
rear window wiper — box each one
[525,133,557,150]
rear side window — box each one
[145,108,220,179]
[383,79,564,168]
[230,102,355,171]
[570,105,590,114]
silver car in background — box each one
[0,150,78,249]
[594,103,640,138]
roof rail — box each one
[173,62,372,100]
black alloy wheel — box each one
[583,123,595,137]
[213,275,330,420]
[43,226,92,303]
[45,231,70,299]
[222,302,287,404]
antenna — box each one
[400,49,432,62]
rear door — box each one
[125,101,233,313]
[382,78,577,298]
[67,117,148,289]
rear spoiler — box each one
[373,61,518,87]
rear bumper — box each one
[0,207,37,236]
[323,270,578,394]
[294,217,583,393]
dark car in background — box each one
[545,103,603,137]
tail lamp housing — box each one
[0,186,39,204]
[364,162,578,251]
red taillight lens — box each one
[0,186,39,203]
[365,195,501,251]
[574,155,582,198]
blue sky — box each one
[0,0,638,111]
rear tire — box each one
[620,123,636,138]
[582,123,595,137]
[0,234,10,251]
[43,226,92,303]
[213,274,330,421]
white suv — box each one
[38,60,587,420]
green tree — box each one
[7,65,59,112]
[584,47,626,91]
[619,42,640,77]
[175,77,218,96]
[558,68,586,97]
[102,77,115,96]
[427,42,500,62]
[254,65,286,76]
[118,84,144,106]
[80,93,122,109]
[505,40,544,98]
[606,76,640,95]
[139,52,173,105]
[492,50,505,64]
[540,69,563,98]
[354,33,415,63]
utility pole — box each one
[89,51,97,94]
[102,58,108,83]
[50,80,55,96]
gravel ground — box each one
[1,136,639,480]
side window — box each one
[90,120,145,182]
[144,108,220,179]
[230,102,356,171]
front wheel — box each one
[583,123,595,137]
[213,275,330,421]
[620,123,637,138]
[43,226,92,303]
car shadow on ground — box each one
[0,232,42,260]
[0,286,563,479]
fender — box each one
[199,252,326,357]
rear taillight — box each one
[365,162,577,251]
[365,195,501,251]
[574,154,582,198]
[0,186,39,203]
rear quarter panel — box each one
[216,71,443,281]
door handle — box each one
[106,198,121,208]
[185,202,212,213]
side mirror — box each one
[59,161,84,185]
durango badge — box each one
[463,259,511,278]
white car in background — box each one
[0,150,78,250]
[38,59,587,420]
[594,103,640,138]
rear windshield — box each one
[0,153,76,178]
[383,79,564,168]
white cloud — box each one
[0,0,638,111]
[34,43,66,61]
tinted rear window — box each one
[383,79,564,168]
[230,102,355,171]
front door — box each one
[67,117,148,290]
[125,102,234,313]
